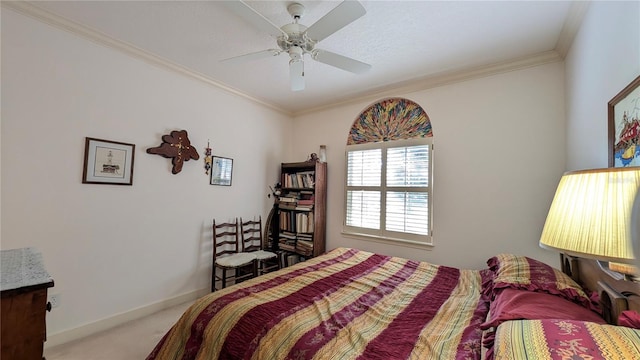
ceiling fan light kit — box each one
[290,56,305,92]
[222,0,371,91]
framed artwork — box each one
[608,75,640,167]
[82,137,135,185]
[210,156,233,186]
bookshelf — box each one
[272,161,326,260]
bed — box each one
[148,247,491,359]
[479,253,640,360]
[147,248,640,360]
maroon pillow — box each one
[481,288,606,352]
[481,288,605,331]
[618,310,640,329]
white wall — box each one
[291,1,640,271]
[3,0,637,349]
[1,9,292,341]
[565,1,640,170]
[292,62,566,270]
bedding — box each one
[485,253,598,312]
[618,310,640,329]
[147,247,491,360]
[492,319,640,359]
[480,288,606,357]
[481,288,605,330]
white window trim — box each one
[343,137,434,247]
[341,231,435,250]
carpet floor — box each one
[44,300,194,360]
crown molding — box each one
[555,1,590,58]
[4,1,574,119]
[293,50,563,117]
[300,0,590,118]
[2,1,293,117]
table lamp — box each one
[539,167,640,277]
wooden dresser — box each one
[1,247,54,360]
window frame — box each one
[343,137,434,247]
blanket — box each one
[148,247,490,360]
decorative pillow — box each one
[486,253,599,312]
[492,319,640,360]
[481,288,605,331]
[481,288,606,352]
[618,310,640,329]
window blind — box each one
[345,140,432,243]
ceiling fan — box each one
[222,0,371,91]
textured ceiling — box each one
[11,1,581,115]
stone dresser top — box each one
[1,247,53,292]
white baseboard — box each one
[44,288,209,349]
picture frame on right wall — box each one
[609,75,640,167]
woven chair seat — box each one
[216,252,257,268]
[252,250,277,261]
[240,216,281,275]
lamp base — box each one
[558,253,640,324]
[597,260,627,281]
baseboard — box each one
[44,288,209,349]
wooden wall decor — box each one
[147,130,199,174]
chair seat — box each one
[216,252,257,268]
[240,216,281,276]
[252,250,277,261]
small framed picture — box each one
[608,75,640,167]
[210,156,233,186]
[82,137,135,185]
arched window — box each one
[344,98,434,246]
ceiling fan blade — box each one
[290,60,305,91]
[304,0,366,42]
[223,1,287,38]
[221,49,281,64]
[313,50,371,74]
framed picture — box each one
[608,75,640,167]
[82,137,135,185]
[210,156,233,186]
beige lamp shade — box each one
[539,167,640,263]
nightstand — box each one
[1,247,54,360]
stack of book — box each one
[278,230,296,252]
[296,191,314,211]
[296,239,314,256]
[278,193,298,209]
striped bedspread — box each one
[493,319,640,359]
[147,247,491,360]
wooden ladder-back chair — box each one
[212,219,257,292]
[240,216,280,275]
